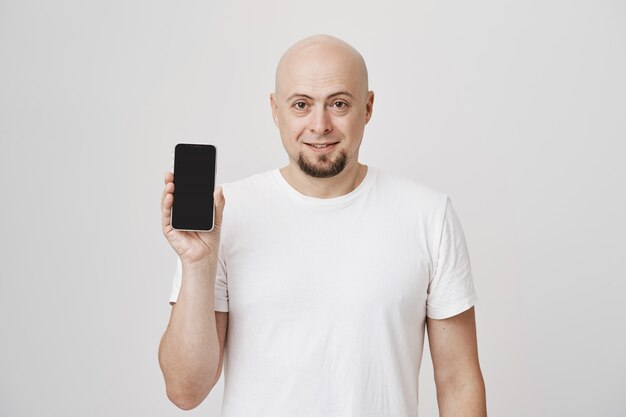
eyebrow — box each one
[286,91,355,102]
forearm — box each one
[158,258,220,409]
[436,372,487,417]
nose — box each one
[309,106,332,135]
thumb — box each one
[214,186,225,227]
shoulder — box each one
[217,170,281,227]
[219,169,277,201]
[372,167,448,213]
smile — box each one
[305,142,339,152]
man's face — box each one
[271,44,374,178]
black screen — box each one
[171,143,216,231]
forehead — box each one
[277,45,365,99]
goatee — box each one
[297,151,348,178]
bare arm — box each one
[158,261,228,410]
[427,307,487,417]
[157,171,228,410]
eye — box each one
[292,101,308,110]
[332,101,348,110]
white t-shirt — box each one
[169,166,477,417]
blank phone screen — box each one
[171,143,216,231]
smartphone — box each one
[171,143,217,232]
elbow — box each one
[158,340,220,410]
[166,384,212,410]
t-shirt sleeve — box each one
[426,195,478,319]
[168,252,229,312]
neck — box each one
[279,161,368,199]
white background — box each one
[1,1,625,416]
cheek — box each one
[336,116,363,137]
[278,125,301,150]
[282,117,307,138]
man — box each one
[158,34,487,416]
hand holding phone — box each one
[161,143,224,263]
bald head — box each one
[274,35,369,97]
[269,35,375,183]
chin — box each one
[296,150,348,178]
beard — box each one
[297,150,348,178]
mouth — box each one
[304,142,339,152]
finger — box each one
[161,181,174,205]
[162,171,172,201]
[162,184,175,230]
[162,194,173,230]
[214,186,225,227]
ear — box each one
[365,90,374,124]
[270,93,280,128]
